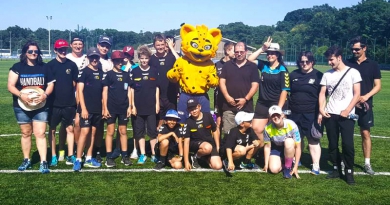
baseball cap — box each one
[235,111,254,125]
[17,87,46,111]
[165,109,180,120]
[99,35,112,45]
[187,98,199,110]
[71,36,84,43]
[87,47,100,57]
[111,51,125,60]
[123,46,135,58]
[268,105,283,116]
[54,39,69,49]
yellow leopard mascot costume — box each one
[167,24,222,122]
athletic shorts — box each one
[132,114,157,140]
[13,107,48,124]
[254,101,288,119]
[356,107,374,129]
[79,113,102,128]
[288,112,319,143]
[48,106,76,128]
[106,113,129,126]
[270,143,285,157]
[189,140,219,156]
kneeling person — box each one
[183,99,222,171]
[154,109,183,171]
[263,105,301,179]
[220,111,260,172]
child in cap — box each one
[121,46,138,72]
[220,111,260,172]
[103,51,132,167]
[73,47,104,171]
[154,109,183,171]
[263,105,301,179]
[183,98,222,171]
[130,45,160,164]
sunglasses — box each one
[266,51,278,56]
[351,48,362,52]
[300,60,311,64]
[27,50,39,54]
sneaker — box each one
[345,169,355,185]
[50,156,58,167]
[311,169,320,175]
[39,161,50,174]
[190,155,200,169]
[137,154,147,165]
[65,155,76,165]
[240,162,256,169]
[130,150,139,159]
[121,156,132,166]
[326,170,340,179]
[111,148,121,159]
[151,155,158,163]
[364,164,375,175]
[96,154,103,163]
[84,158,101,168]
[153,161,165,171]
[18,159,32,171]
[223,159,235,173]
[105,158,116,168]
[58,150,65,161]
[283,167,292,179]
[73,160,82,172]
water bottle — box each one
[210,111,217,123]
[348,113,359,120]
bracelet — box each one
[244,98,248,102]
[18,92,22,98]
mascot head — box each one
[180,24,222,63]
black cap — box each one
[187,98,199,110]
[98,35,112,45]
[71,36,83,43]
[87,47,100,57]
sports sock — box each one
[106,152,112,158]
[243,158,251,164]
[86,156,92,161]
[121,151,127,157]
[76,158,82,162]
[312,163,320,171]
[160,156,166,164]
[284,157,293,169]
[365,158,370,165]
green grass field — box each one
[0,60,389,204]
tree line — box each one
[1,0,389,64]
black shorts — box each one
[270,143,284,158]
[158,98,176,119]
[106,113,129,125]
[155,141,180,159]
[254,101,288,119]
[48,106,76,128]
[288,112,319,142]
[189,140,219,156]
[79,113,102,128]
[132,114,157,140]
[356,107,374,129]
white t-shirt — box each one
[100,58,113,72]
[320,67,362,115]
[66,53,89,70]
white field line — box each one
[0,168,389,176]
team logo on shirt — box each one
[117,77,123,81]
[143,76,148,80]
[94,76,100,80]
[308,79,315,84]
[66,69,71,74]
[237,139,242,144]
[160,62,165,66]
[205,125,211,129]
[198,124,203,128]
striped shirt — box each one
[264,119,301,146]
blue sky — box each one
[1,0,360,32]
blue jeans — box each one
[13,107,49,124]
[177,93,210,123]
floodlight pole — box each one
[46,16,52,58]
[9,31,11,55]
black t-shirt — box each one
[289,69,323,113]
[345,58,381,105]
[257,60,290,103]
[214,58,228,109]
[9,62,55,108]
[158,124,182,146]
[130,66,159,115]
[149,53,179,100]
[220,60,260,112]
[183,112,217,143]
[46,58,78,107]
[103,70,131,114]
[222,127,257,149]
[77,67,104,114]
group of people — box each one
[7,34,381,185]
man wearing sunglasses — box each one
[344,36,382,175]
[46,39,79,167]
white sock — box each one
[365,158,370,165]
[76,158,82,162]
[86,156,92,161]
[313,163,320,171]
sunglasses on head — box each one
[27,50,39,54]
[351,48,362,52]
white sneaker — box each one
[130,150,138,159]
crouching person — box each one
[263,105,301,179]
[154,109,183,171]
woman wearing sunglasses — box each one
[7,41,55,173]
[247,37,290,149]
[289,51,323,175]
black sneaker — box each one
[326,170,340,179]
[121,156,132,166]
[96,154,103,163]
[345,169,355,185]
[153,161,165,171]
[191,155,200,169]
[105,158,116,168]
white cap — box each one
[235,111,254,125]
[268,105,283,116]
